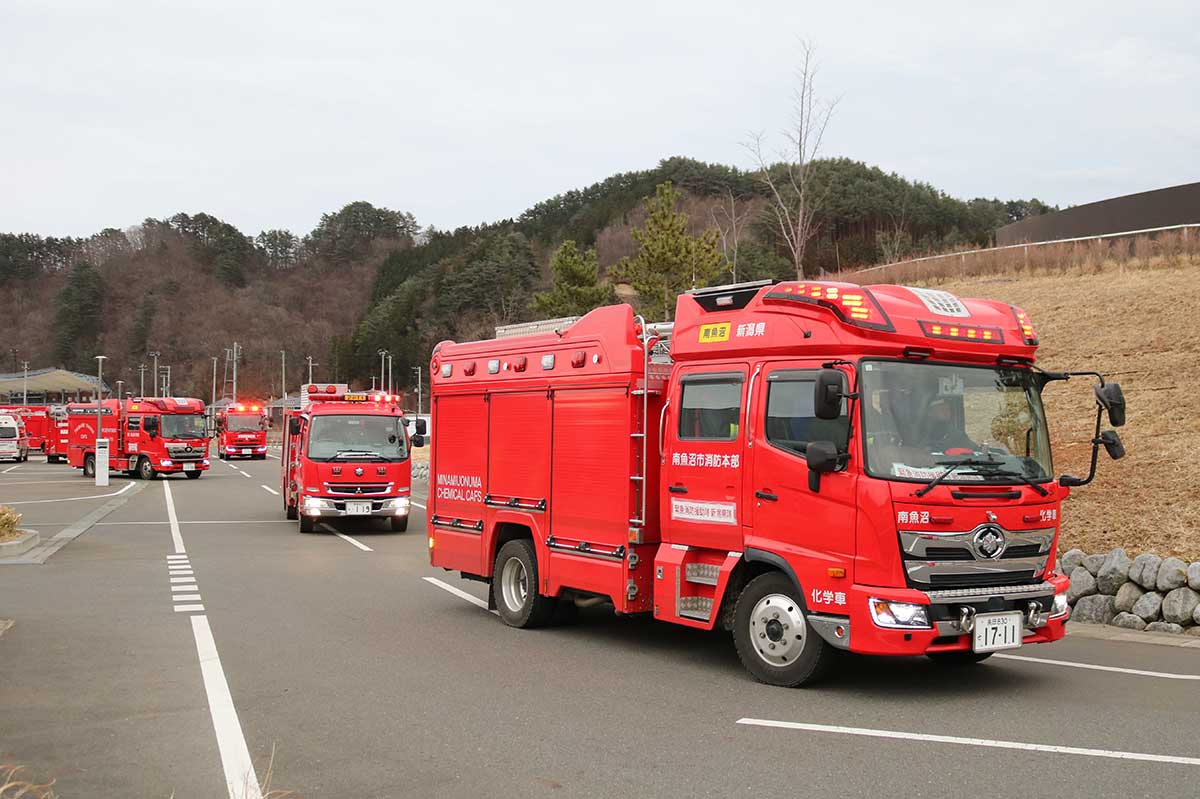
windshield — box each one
[0,426,16,440]
[227,415,265,432]
[306,414,409,462]
[160,414,208,439]
[861,360,1052,484]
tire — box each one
[185,471,201,479]
[299,514,317,533]
[137,457,156,481]
[492,539,556,628]
[83,455,96,478]
[285,499,298,520]
[390,516,408,533]
[732,571,835,688]
[927,651,993,666]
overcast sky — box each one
[3,0,1197,238]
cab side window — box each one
[764,370,850,456]
[127,417,141,432]
[678,374,743,441]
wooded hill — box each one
[0,156,1051,399]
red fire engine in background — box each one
[282,384,425,534]
[42,405,69,463]
[68,397,210,479]
[427,280,1127,686]
[215,402,269,459]
[0,405,50,451]
[0,413,29,462]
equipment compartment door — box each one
[487,392,551,513]
[431,393,488,574]
[661,365,748,552]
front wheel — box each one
[492,539,556,628]
[927,651,993,666]
[137,457,156,481]
[732,572,835,687]
[390,516,408,533]
[299,514,317,533]
[184,471,202,480]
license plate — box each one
[183,463,196,472]
[346,501,371,516]
[973,611,1023,653]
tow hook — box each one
[957,606,976,634]
[1026,600,1045,628]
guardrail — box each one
[849,223,1199,278]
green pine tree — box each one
[531,240,614,318]
[612,182,725,321]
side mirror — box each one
[411,434,426,448]
[813,370,843,420]
[805,440,839,492]
[415,418,428,435]
[288,417,302,436]
[1100,430,1125,460]
[1095,383,1125,427]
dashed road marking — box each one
[324,525,373,552]
[173,594,203,602]
[411,500,426,510]
[260,485,280,496]
[995,653,1200,681]
[423,576,495,613]
[735,717,1200,767]
[175,604,206,613]
[171,584,198,592]
[237,470,251,478]
[163,481,185,554]
[170,576,197,584]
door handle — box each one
[668,484,688,494]
[755,490,778,502]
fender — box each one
[485,508,546,578]
[743,546,809,612]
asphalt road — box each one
[3,450,1200,798]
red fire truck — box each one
[0,413,29,462]
[67,397,211,479]
[215,402,269,459]
[427,280,1127,686]
[0,405,50,452]
[282,385,425,534]
[42,405,69,463]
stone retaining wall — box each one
[1064,547,1200,636]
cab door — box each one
[660,365,748,552]
[125,415,143,459]
[747,361,858,607]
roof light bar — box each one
[1009,305,1038,345]
[763,282,895,332]
[918,320,1004,343]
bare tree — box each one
[710,188,752,282]
[746,41,838,279]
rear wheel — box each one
[927,651,993,666]
[299,514,317,533]
[137,457,156,481]
[492,539,556,628]
[83,455,96,478]
[390,516,408,533]
[732,571,834,687]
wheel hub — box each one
[749,593,807,667]
[500,557,528,612]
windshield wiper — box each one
[913,459,987,497]
[330,449,382,460]
[915,457,1048,498]
[963,464,1050,497]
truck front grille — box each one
[323,482,392,495]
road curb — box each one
[1067,621,1200,650]
[0,482,146,565]
[0,529,39,559]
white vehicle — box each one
[0,414,30,462]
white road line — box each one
[95,521,169,525]
[736,718,1200,767]
[169,569,195,576]
[173,594,203,602]
[995,653,1200,681]
[411,500,426,510]
[175,604,206,612]
[259,485,280,496]
[2,463,22,473]
[266,453,280,460]
[328,528,373,552]
[191,615,263,799]
[171,584,199,592]
[167,554,189,560]
[6,481,134,505]
[170,576,197,584]
[163,480,185,554]
[423,576,495,613]
[237,470,251,478]
[0,479,89,485]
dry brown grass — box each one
[0,765,55,798]
[0,506,22,543]
[898,248,1200,559]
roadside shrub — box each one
[0,506,21,536]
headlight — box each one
[160,459,173,466]
[869,598,931,629]
[1051,593,1069,618]
[302,496,333,512]
[384,497,410,514]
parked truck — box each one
[67,397,210,479]
[426,280,1127,686]
[215,401,269,459]
[42,405,69,463]
[0,414,30,462]
[282,384,425,534]
[0,405,50,452]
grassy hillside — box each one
[908,245,1199,559]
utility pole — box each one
[306,355,317,384]
[377,349,388,393]
[411,366,423,416]
[148,351,161,397]
[370,376,376,390]
[116,380,124,400]
[21,360,28,404]
[211,356,218,406]
[231,341,240,403]
[94,354,107,429]
[387,354,393,395]
[138,363,147,397]
[163,365,171,396]
[280,350,287,403]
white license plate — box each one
[346,501,371,516]
[183,463,196,472]
[973,611,1023,653]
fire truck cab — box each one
[68,397,210,480]
[282,385,425,534]
[0,414,30,462]
[215,402,269,459]
[427,280,1127,686]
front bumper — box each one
[301,495,410,519]
[156,458,210,473]
[222,444,268,456]
[821,572,1069,656]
